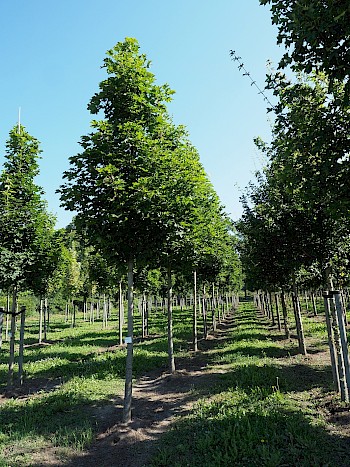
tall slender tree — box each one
[60,38,181,423]
[0,124,55,386]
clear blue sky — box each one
[0,0,282,228]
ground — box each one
[64,320,234,467]
[2,305,350,466]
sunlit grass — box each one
[0,304,196,465]
[151,301,348,467]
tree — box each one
[60,38,180,423]
[0,124,55,386]
[260,0,350,95]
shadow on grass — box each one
[149,402,350,467]
[0,387,124,461]
[60,359,346,467]
[215,361,334,394]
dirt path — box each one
[63,316,235,467]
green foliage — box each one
[238,71,350,290]
[0,125,58,294]
[260,0,350,97]
[59,38,177,266]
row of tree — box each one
[237,0,350,400]
[0,38,243,421]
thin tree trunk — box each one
[90,301,94,324]
[323,292,340,392]
[269,292,275,326]
[304,292,309,313]
[334,291,350,399]
[0,307,4,350]
[7,287,17,388]
[167,264,175,373]
[292,282,307,355]
[123,258,134,424]
[145,296,149,336]
[39,298,43,344]
[274,293,282,332]
[72,300,76,328]
[280,291,290,339]
[141,294,146,340]
[311,293,317,316]
[325,270,348,401]
[193,270,198,352]
[18,306,26,385]
[212,283,217,332]
[43,297,48,340]
[119,281,123,346]
[202,285,207,339]
[341,291,348,326]
[5,293,10,341]
[103,294,107,329]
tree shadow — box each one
[149,403,350,467]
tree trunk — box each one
[103,294,107,329]
[119,281,123,346]
[43,297,48,340]
[141,294,146,340]
[123,258,134,423]
[18,306,26,385]
[323,292,340,392]
[334,291,350,394]
[167,264,175,373]
[292,282,307,355]
[211,283,217,332]
[72,300,76,328]
[311,293,317,316]
[90,301,94,324]
[145,297,149,337]
[65,302,69,323]
[341,291,348,326]
[274,293,282,332]
[269,292,275,326]
[39,298,43,343]
[280,291,290,339]
[0,307,4,350]
[325,270,348,401]
[202,285,207,339]
[5,293,10,341]
[193,270,198,352]
[7,287,17,388]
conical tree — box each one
[60,38,177,423]
[0,124,55,386]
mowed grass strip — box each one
[151,301,349,467]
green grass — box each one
[0,303,197,466]
[151,302,349,467]
[1,298,349,466]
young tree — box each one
[60,38,178,423]
[0,124,55,386]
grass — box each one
[150,301,350,467]
[0,303,196,466]
[1,297,349,466]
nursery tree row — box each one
[237,0,350,400]
[0,38,243,421]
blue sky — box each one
[0,1,282,228]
